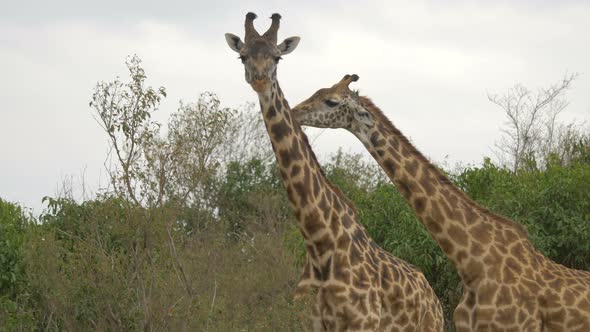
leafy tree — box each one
[90,55,166,206]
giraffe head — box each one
[225,12,300,93]
[293,74,375,130]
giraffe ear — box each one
[225,33,244,53]
[353,109,374,127]
[278,36,300,55]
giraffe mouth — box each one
[251,79,269,92]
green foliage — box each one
[4,154,590,330]
[0,198,36,330]
[15,196,306,331]
[456,158,590,270]
[0,199,29,294]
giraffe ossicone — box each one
[225,13,444,331]
[293,74,590,331]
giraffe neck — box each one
[257,80,360,269]
[351,97,529,282]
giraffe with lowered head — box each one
[292,74,590,331]
[225,13,443,331]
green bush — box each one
[456,158,590,270]
[0,198,36,330]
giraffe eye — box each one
[274,56,282,63]
[238,55,247,63]
[324,99,339,107]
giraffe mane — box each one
[358,96,529,237]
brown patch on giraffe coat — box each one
[505,257,522,275]
[401,145,412,158]
[291,136,301,157]
[329,211,340,236]
[404,280,414,296]
[424,217,442,234]
[303,209,323,236]
[388,146,402,162]
[313,233,333,258]
[404,159,419,177]
[266,105,277,118]
[469,222,493,245]
[562,288,576,306]
[504,228,520,244]
[290,164,300,177]
[510,242,526,262]
[318,195,329,219]
[439,198,456,221]
[447,224,469,247]
[438,238,455,256]
[484,246,504,278]
[278,149,292,167]
[447,193,459,209]
[320,256,332,281]
[397,312,409,326]
[381,264,392,289]
[578,297,590,312]
[363,316,379,330]
[464,260,484,286]
[502,264,517,284]
[292,183,308,206]
[456,250,468,264]
[274,96,282,111]
[331,192,343,213]
[464,206,477,225]
[430,201,444,222]
[397,178,412,199]
[387,136,400,150]
[312,172,321,198]
[336,231,350,250]
[476,281,498,305]
[349,242,363,266]
[379,316,393,328]
[270,119,291,142]
[383,159,397,177]
[413,197,426,214]
[419,173,436,196]
[353,267,370,290]
[470,241,484,257]
[333,253,351,283]
[302,167,311,194]
[341,214,353,229]
[370,131,386,148]
[306,244,317,260]
[496,285,512,306]
[312,264,323,280]
[350,289,369,315]
[352,228,369,247]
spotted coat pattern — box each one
[225,14,444,331]
[293,74,590,331]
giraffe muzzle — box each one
[251,79,269,92]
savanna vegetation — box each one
[1,57,588,331]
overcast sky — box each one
[1,0,589,213]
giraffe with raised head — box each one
[225,13,443,331]
[292,74,590,331]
